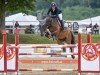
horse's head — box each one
[39,16,53,36]
[45,16,53,27]
[39,15,60,38]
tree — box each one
[0,0,36,29]
[90,0,100,8]
[0,0,51,30]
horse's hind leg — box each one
[61,43,67,57]
[65,31,75,59]
[60,41,66,52]
[63,48,66,52]
[70,47,75,59]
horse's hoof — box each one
[71,55,75,59]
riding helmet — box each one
[51,2,57,7]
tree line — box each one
[36,0,100,20]
[0,0,100,29]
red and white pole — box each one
[2,30,7,75]
[14,29,20,75]
[78,33,82,75]
[87,34,92,43]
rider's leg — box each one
[60,20,64,30]
[58,13,64,30]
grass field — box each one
[0,33,99,44]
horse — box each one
[39,16,75,59]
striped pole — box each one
[19,53,78,55]
[19,68,77,72]
[7,44,77,49]
[19,59,78,64]
[6,43,98,49]
[87,34,92,43]
[14,29,20,75]
[78,33,82,75]
[2,30,7,75]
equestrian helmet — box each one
[51,2,57,7]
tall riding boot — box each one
[60,20,64,30]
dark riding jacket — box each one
[47,7,62,17]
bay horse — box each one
[39,16,75,59]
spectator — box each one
[93,23,99,29]
[28,25,33,31]
[25,24,34,34]
[89,23,92,28]
[93,23,99,34]
[86,23,92,34]
[15,21,19,28]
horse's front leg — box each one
[70,47,75,59]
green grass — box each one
[19,34,56,44]
[81,34,100,43]
[0,33,100,44]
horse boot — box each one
[60,20,64,31]
[70,49,75,59]
[45,32,49,37]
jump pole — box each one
[9,29,100,74]
[19,68,77,72]
[13,29,84,74]
[13,29,79,73]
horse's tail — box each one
[71,31,75,44]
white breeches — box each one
[58,13,62,20]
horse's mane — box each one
[45,16,60,29]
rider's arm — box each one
[57,8,62,14]
[55,8,61,17]
[47,8,51,15]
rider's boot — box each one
[60,20,64,30]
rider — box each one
[47,2,64,30]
